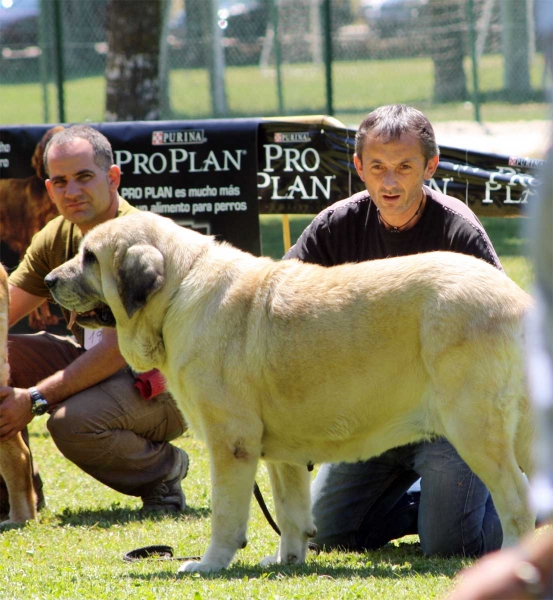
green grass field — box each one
[2,429,469,600]
[0,216,539,600]
[0,54,548,126]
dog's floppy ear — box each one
[117,244,165,319]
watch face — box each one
[31,400,49,415]
[29,389,49,415]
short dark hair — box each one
[355,104,439,162]
[43,124,114,175]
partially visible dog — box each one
[0,265,37,527]
[45,211,534,573]
[0,126,64,330]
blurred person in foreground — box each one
[445,131,553,600]
[446,2,553,595]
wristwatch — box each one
[28,387,50,416]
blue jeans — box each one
[311,438,503,557]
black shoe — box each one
[141,448,189,513]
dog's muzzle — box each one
[44,272,116,328]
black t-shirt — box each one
[285,186,502,271]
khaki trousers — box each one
[0,332,187,514]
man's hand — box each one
[0,386,33,442]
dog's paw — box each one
[260,554,279,567]
[177,560,222,575]
[0,519,27,532]
[261,550,306,567]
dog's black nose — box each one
[44,273,57,289]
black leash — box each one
[253,481,320,554]
[123,545,201,562]
[123,479,319,561]
[253,481,281,535]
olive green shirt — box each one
[9,197,138,344]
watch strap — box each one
[28,386,50,415]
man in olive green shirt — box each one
[0,125,189,517]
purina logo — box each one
[274,131,312,144]
[508,156,544,168]
[152,129,206,146]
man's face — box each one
[45,138,120,233]
[354,133,439,224]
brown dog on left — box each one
[0,265,36,527]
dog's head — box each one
[45,212,182,329]
[46,212,212,332]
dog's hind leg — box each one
[438,391,534,548]
[449,439,533,547]
[0,433,37,527]
[426,323,534,548]
[178,429,261,574]
[261,462,315,567]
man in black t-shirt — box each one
[285,104,503,557]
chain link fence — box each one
[0,0,549,125]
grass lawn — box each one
[2,427,472,600]
[0,54,548,125]
[0,217,540,599]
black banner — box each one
[435,145,543,217]
[0,120,260,261]
[256,119,543,217]
[257,120,363,213]
[100,119,261,254]
[1,117,545,279]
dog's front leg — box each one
[261,462,315,567]
[178,437,259,574]
[0,433,37,527]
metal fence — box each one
[0,0,549,125]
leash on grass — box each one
[123,545,201,562]
[123,480,320,561]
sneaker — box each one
[141,447,189,513]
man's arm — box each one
[8,284,127,399]
[0,327,127,440]
[8,284,46,327]
[31,327,127,407]
[1,286,128,440]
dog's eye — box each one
[83,248,97,265]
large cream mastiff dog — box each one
[45,211,534,573]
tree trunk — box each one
[187,0,228,116]
[429,0,468,103]
[186,0,212,68]
[105,0,163,121]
